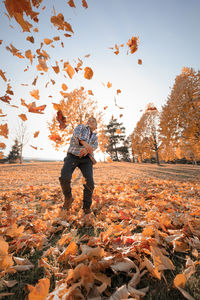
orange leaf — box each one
[117,89,121,94]
[84,67,93,80]
[53,36,60,41]
[52,65,60,74]
[82,0,88,8]
[62,83,68,91]
[33,131,40,138]
[58,241,78,262]
[27,278,50,300]
[44,38,53,45]
[127,36,139,54]
[0,143,6,149]
[68,0,76,7]
[26,36,34,43]
[0,124,9,138]
[49,134,62,142]
[25,50,33,64]
[138,59,142,65]
[0,69,7,82]
[30,89,39,100]
[174,274,187,288]
[57,110,67,129]
[64,63,75,79]
[88,90,93,95]
[19,114,27,121]
[52,103,61,111]
[107,81,112,88]
[37,58,48,72]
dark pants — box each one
[59,153,94,210]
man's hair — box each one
[88,117,97,123]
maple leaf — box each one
[62,83,68,91]
[26,36,34,43]
[68,0,76,7]
[107,81,112,88]
[56,110,67,129]
[64,63,75,79]
[25,49,33,64]
[6,43,24,58]
[49,133,62,142]
[19,114,27,121]
[33,131,40,138]
[0,124,9,138]
[82,0,88,8]
[44,38,53,45]
[51,13,74,33]
[127,36,139,54]
[30,89,39,100]
[0,143,6,149]
[27,278,50,300]
[84,67,93,80]
[52,65,60,74]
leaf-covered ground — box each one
[0,162,200,299]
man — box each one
[59,117,98,214]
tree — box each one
[159,68,200,163]
[15,121,29,164]
[131,103,161,165]
[48,88,106,151]
[106,117,130,161]
[7,139,21,163]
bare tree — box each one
[15,121,29,164]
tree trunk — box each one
[156,150,160,165]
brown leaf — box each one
[30,89,39,100]
[68,0,76,8]
[26,36,34,43]
[82,0,88,8]
[44,38,53,45]
[0,69,7,82]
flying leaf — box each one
[33,131,40,138]
[57,110,67,129]
[30,145,37,150]
[84,67,93,80]
[52,65,60,74]
[6,44,24,58]
[0,124,9,138]
[19,114,27,121]
[138,59,142,65]
[107,82,112,88]
[0,143,6,149]
[6,83,14,95]
[62,83,68,91]
[37,58,48,72]
[53,36,60,41]
[127,36,139,54]
[82,0,88,8]
[44,38,53,45]
[26,36,34,43]
[88,90,93,95]
[64,63,75,79]
[30,89,39,100]
[117,89,121,94]
[25,50,33,64]
[32,76,38,86]
[0,69,7,82]
[68,0,76,7]
[52,103,61,111]
[49,134,62,142]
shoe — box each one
[62,196,74,210]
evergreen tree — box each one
[106,117,130,161]
[7,139,21,163]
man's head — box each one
[87,117,97,132]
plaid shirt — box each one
[68,124,98,156]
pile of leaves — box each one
[0,169,200,299]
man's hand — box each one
[79,148,88,158]
[80,141,93,154]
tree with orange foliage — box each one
[159,68,200,164]
[131,104,161,165]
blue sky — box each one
[0,0,200,160]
